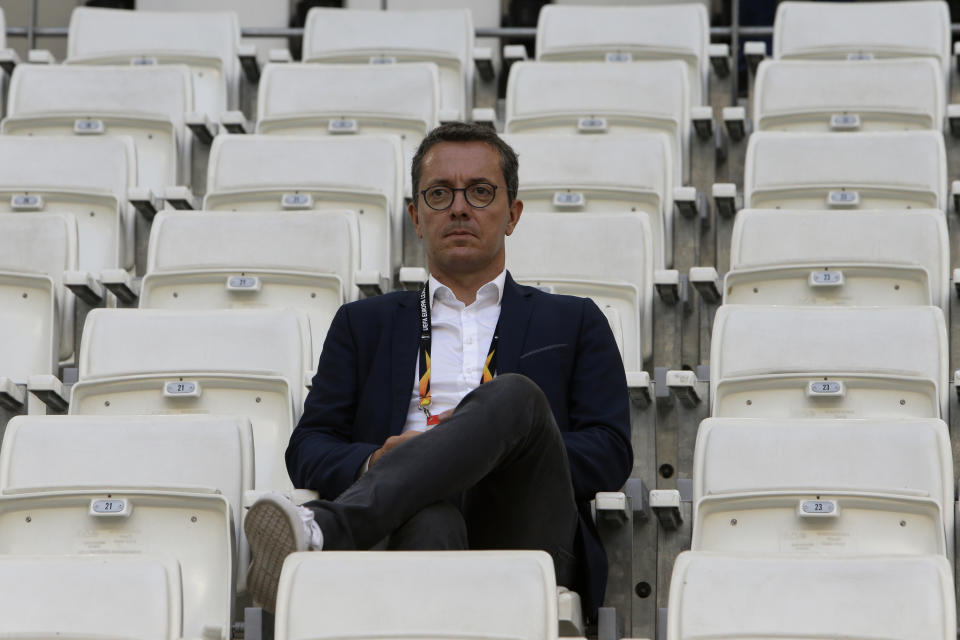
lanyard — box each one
[418,281,499,426]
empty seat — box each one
[69,308,313,492]
[0,491,230,639]
[0,413,254,600]
[503,132,674,268]
[137,0,289,64]
[4,64,194,191]
[67,7,241,117]
[275,551,559,640]
[303,7,474,120]
[744,131,947,211]
[506,211,653,367]
[667,552,955,640]
[140,210,360,363]
[0,555,182,640]
[0,213,77,383]
[752,58,944,133]
[536,3,710,105]
[0,135,137,274]
[256,63,439,197]
[692,418,953,558]
[505,61,690,183]
[726,209,950,313]
[710,305,948,419]
[204,134,404,285]
[774,1,951,90]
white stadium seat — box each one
[0,555,182,640]
[710,305,948,419]
[67,7,241,117]
[204,134,404,285]
[692,418,953,558]
[0,491,230,639]
[256,63,439,197]
[0,413,254,598]
[536,3,710,105]
[744,131,947,211]
[774,0,951,89]
[726,209,950,313]
[752,58,944,133]
[140,209,360,364]
[503,133,674,269]
[302,7,474,120]
[275,551,560,640]
[69,308,313,492]
[506,211,653,367]
[667,552,955,640]
[3,64,194,191]
[505,61,690,183]
[0,214,76,383]
[0,135,137,274]
[137,0,289,65]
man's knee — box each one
[482,373,551,414]
[387,501,467,551]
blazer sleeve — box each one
[286,304,379,498]
[560,297,633,503]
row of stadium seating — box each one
[2,1,960,639]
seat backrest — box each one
[137,0,289,64]
[774,1,951,90]
[275,551,558,640]
[505,211,653,367]
[67,7,240,115]
[752,58,944,133]
[4,64,193,190]
[0,489,231,640]
[0,554,182,640]
[256,62,439,196]
[77,307,311,400]
[727,209,950,313]
[0,413,252,516]
[693,417,953,558]
[667,552,955,640]
[536,3,709,105]
[72,308,311,491]
[303,7,473,120]
[503,132,673,269]
[505,60,689,183]
[0,135,137,272]
[744,131,946,212]
[710,305,948,419]
[0,213,76,382]
[141,209,360,363]
[203,134,403,275]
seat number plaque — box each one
[799,499,838,517]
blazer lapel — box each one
[389,291,420,435]
[496,272,535,374]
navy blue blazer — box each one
[287,272,633,619]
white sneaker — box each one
[244,493,324,613]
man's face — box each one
[408,141,523,278]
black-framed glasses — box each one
[419,182,498,210]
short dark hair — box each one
[410,122,520,204]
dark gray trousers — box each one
[304,373,580,587]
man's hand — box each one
[369,430,422,467]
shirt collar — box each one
[428,269,506,307]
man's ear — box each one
[504,199,523,236]
[408,199,423,239]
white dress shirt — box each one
[402,269,506,433]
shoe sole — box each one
[244,496,307,613]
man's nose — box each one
[449,189,471,217]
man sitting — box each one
[244,122,633,621]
